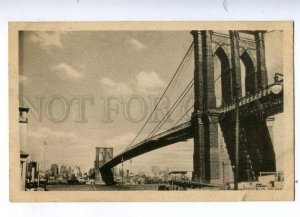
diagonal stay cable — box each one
[171,104,194,128]
[126,42,194,149]
[145,44,194,139]
[169,69,226,129]
[214,66,232,85]
[146,79,194,139]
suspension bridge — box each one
[99,30,284,186]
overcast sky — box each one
[19,30,284,173]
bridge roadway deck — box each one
[101,121,194,170]
[100,81,283,185]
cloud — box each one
[99,71,166,95]
[29,32,66,50]
[52,63,83,79]
[128,38,146,50]
[136,71,166,94]
[100,77,133,95]
[19,75,29,86]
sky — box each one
[19,30,284,173]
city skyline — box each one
[19,30,284,173]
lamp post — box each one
[234,86,240,190]
[222,162,226,190]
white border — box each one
[0,0,299,216]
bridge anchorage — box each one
[100,30,283,187]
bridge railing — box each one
[210,81,283,114]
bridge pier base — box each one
[208,114,223,185]
[192,112,222,184]
[192,111,207,183]
[100,167,116,185]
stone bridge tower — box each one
[191,30,276,184]
[94,147,114,182]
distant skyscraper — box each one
[50,164,59,177]
[60,165,68,177]
[41,141,48,172]
[68,166,73,176]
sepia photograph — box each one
[9,22,294,201]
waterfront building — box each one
[19,107,30,191]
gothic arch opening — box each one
[240,51,256,95]
[214,46,232,106]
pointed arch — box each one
[213,43,230,59]
[240,50,257,94]
[239,47,257,69]
[214,46,232,105]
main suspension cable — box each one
[146,79,194,138]
[126,42,194,149]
